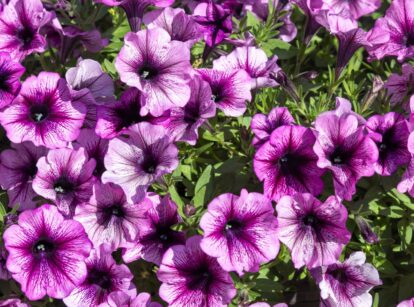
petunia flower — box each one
[0,298,29,307]
[321,0,381,19]
[144,7,202,47]
[365,112,410,176]
[200,189,279,275]
[313,112,378,201]
[157,235,236,307]
[254,125,324,202]
[0,52,24,109]
[213,46,281,90]
[0,72,86,149]
[74,182,150,251]
[115,28,192,116]
[0,142,47,210]
[398,298,414,307]
[104,291,162,307]
[197,68,251,117]
[3,204,92,301]
[32,148,96,217]
[157,75,216,145]
[367,0,414,62]
[0,0,52,61]
[122,194,186,265]
[276,193,351,269]
[102,122,179,203]
[384,63,414,105]
[66,59,115,105]
[312,252,382,307]
[63,244,136,307]
[251,107,295,149]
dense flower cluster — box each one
[0,0,413,306]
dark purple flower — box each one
[198,68,251,117]
[115,28,192,116]
[0,142,47,210]
[291,0,323,44]
[74,182,150,251]
[157,76,216,145]
[0,0,52,61]
[355,216,379,244]
[276,193,350,269]
[251,107,295,149]
[312,252,382,307]
[314,112,378,201]
[254,125,324,202]
[0,72,87,149]
[63,244,136,307]
[102,122,178,203]
[384,63,414,105]
[200,189,279,275]
[366,112,410,176]
[122,194,185,265]
[3,204,92,300]
[194,1,233,47]
[367,0,414,62]
[157,235,236,307]
[32,148,96,217]
[0,52,24,109]
[105,291,162,307]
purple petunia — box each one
[0,52,24,109]
[198,68,251,117]
[104,291,162,307]
[398,298,414,307]
[0,0,52,61]
[122,194,186,265]
[157,235,236,307]
[115,28,192,116]
[32,147,96,217]
[102,122,179,203]
[200,189,279,275]
[384,63,414,105]
[321,0,381,19]
[0,142,47,210]
[0,298,29,307]
[0,72,86,149]
[254,125,324,202]
[74,182,150,251]
[312,252,382,307]
[366,112,410,176]
[3,204,92,300]
[276,193,351,269]
[251,107,295,149]
[63,244,136,307]
[314,112,378,201]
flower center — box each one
[109,205,124,218]
[53,177,74,194]
[17,27,35,46]
[30,104,49,122]
[141,156,158,174]
[183,106,200,124]
[32,239,55,256]
[87,269,112,290]
[331,268,348,283]
[211,91,221,103]
[330,147,348,165]
[139,66,158,80]
[187,265,213,292]
[303,214,318,227]
[404,33,414,47]
[0,73,9,92]
[225,219,243,231]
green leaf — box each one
[193,165,214,208]
[0,201,5,223]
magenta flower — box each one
[95,88,156,139]
[312,252,382,307]
[397,123,414,197]
[74,182,150,251]
[157,235,236,307]
[385,63,414,105]
[3,205,92,300]
[0,72,86,149]
[63,244,136,307]
[32,148,96,217]
[321,0,381,19]
[398,298,414,307]
[115,28,192,116]
[0,52,24,109]
[314,112,378,201]
[198,68,251,117]
[367,0,414,62]
[66,59,114,105]
[0,0,52,61]
[213,46,280,89]
[158,76,216,145]
[72,129,109,178]
[102,122,179,203]
[366,112,410,176]
[144,7,202,47]
[0,298,29,307]
[276,193,350,269]
[200,189,279,275]
[254,125,324,202]
[194,1,233,47]
[105,291,162,307]
[0,142,47,210]
[251,107,295,149]
[122,194,186,265]
[95,0,174,32]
